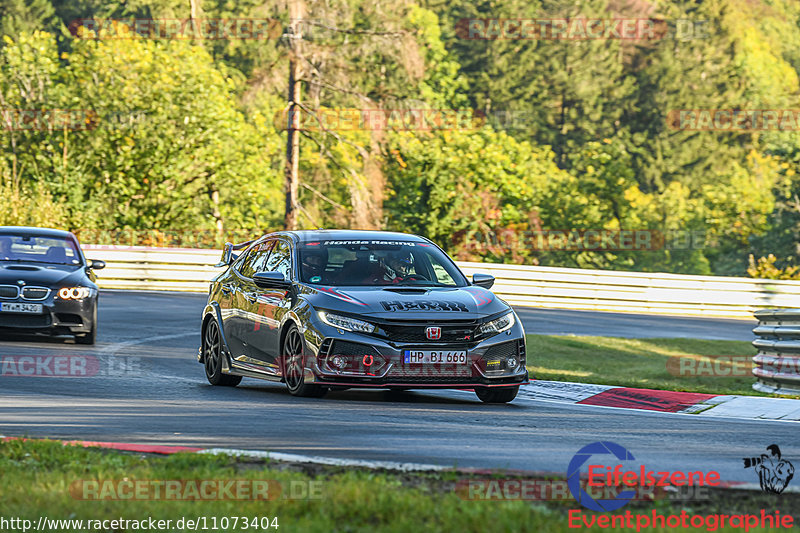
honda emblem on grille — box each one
[425,326,442,340]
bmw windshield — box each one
[0,234,82,266]
[298,240,468,287]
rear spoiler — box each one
[215,240,253,267]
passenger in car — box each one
[0,237,10,260]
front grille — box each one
[55,313,83,325]
[0,285,19,299]
[0,314,51,328]
[377,322,478,343]
[482,341,521,374]
[483,341,518,361]
[22,287,49,300]
[329,340,378,357]
[318,338,333,355]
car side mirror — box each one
[88,259,106,270]
[216,242,234,267]
[253,271,292,289]
[472,273,495,289]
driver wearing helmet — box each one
[366,250,414,284]
[301,250,326,283]
[388,250,413,279]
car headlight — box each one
[318,311,376,333]
[478,311,516,336]
[58,287,93,300]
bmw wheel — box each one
[76,303,97,345]
[203,319,242,387]
[283,324,327,398]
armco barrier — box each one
[82,245,800,319]
[752,309,800,395]
[84,245,219,292]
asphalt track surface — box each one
[0,291,789,484]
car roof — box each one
[0,226,76,239]
[287,229,428,243]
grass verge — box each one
[0,440,797,532]
[524,334,776,396]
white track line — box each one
[99,332,197,356]
[199,448,448,472]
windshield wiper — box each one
[396,280,451,287]
[0,259,71,265]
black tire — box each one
[76,304,97,345]
[283,324,327,398]
[203,319,242,387]
[384,388,412,401]
[475,385,519,404]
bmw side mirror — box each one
[88,259,106,270]
[472,273,495,289]
[253,271,292,289]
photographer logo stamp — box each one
[743,445,795,494]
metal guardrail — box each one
[752,309,800,395]
[82,245,800,319]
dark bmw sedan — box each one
[200,230,528,403]
[0,227,105,344]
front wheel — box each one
[475,385,519,404]
[76,304,97,345]
[203,319,242,387]
[283,324,327,398]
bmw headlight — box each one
[478,311,515,336]
[58,287,93,300]
[319,311,376,333]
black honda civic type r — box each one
[200,230,528,403]
[0,227,105,344]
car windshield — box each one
[0,234,82,265]
[298,240,467,287]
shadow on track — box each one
[0,333,80,345]
[220,382,485,405]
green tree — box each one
[0,31,283,233]
[384,126,569,264]
[0,0,58,39]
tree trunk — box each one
[284,0,305,230]
[211,188,223,240]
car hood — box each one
[302,285,509,320]
[0,262,86,287]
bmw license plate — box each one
[0,302,43,314]
[403,350,468,364]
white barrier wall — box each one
[83,245,800,318]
